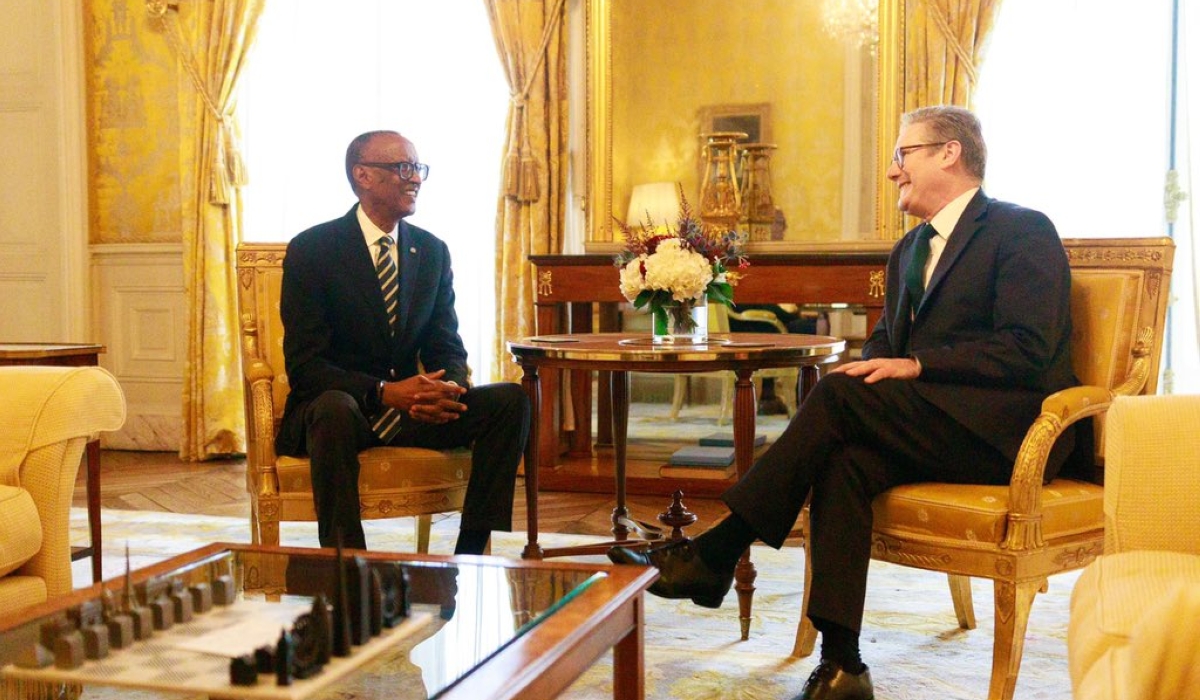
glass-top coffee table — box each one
[0,543,656,700]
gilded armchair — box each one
[235,243,471,552]
[788,237,1174,700]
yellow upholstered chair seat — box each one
[236,243,472,552]
[788,237,1174,700]
[874,479,1103,546]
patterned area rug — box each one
[68,508,1078,699]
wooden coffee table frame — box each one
[0,542,657,700]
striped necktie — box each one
[376,235,399,332]
[371,235,404,442]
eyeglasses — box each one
[892,142,948,168]
[358,161,430,180]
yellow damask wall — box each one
[85,0,185,244]
[612,0,846,239]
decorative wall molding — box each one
[91,243,186,451]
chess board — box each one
[2,598,434,700]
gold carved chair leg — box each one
[792,504,818,658]
[948,574,977,629]
[989,579,1042,700]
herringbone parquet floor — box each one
[74,450,731,539]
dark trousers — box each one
[302,382,529,549]
[722,372,1012,633]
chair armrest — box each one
[727,308,789,333]
[1002,327,1158,550]
[244,358,281,498]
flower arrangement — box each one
[614,188,749,338]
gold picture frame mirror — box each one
[583,0,906,253]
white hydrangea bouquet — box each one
[614,188,748,342]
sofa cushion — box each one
[276,448,471,494]
[1069,550,1200,700]
[0,484,43,578]
[873,478,1103,545]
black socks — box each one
[694,510,758,574]
[454,529,491,555]
[812,616,866,675]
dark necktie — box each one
[905,224,937,305]
[371,236,403,442]
[376,235,399,332]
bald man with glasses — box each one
[610,106,1085,700]
[275,130,529,556]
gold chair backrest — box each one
[1062,237,1174,464]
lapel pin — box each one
[409,247,417,254]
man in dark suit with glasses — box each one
[275,130,529,556]
[610,106,1082,700]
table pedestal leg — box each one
[610,370,631,541]
[732,369,758,640]
[521,363,544,560]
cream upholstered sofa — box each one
[0,366,125,616]
[1068,394,1200,700]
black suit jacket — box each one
[862,191,1079,466]
[275,205,469,456]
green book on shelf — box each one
[668,445,735,467]
[698,432,766,448]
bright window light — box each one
[238,1,508,377]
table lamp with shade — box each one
[626,181,683,233]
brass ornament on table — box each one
[698,132,746,233]
[738,142,778,242]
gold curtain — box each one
[154,0,265,460]
[485,0,569,383]
[905,0,1003,109]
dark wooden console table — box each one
[527,252,889,492]
[0,343,106,583]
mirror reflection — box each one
[609,0,879,243]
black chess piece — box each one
[230,654,258,686]
[274,628,294,686]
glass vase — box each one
[652,296,709,345]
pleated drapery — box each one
[151,0,265,460]
[485,0,569,383]
[905,0,1003,109]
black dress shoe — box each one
[607,539,733,608]
[792,660,874,700]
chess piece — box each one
[189,582,214,613]
[369,568,384,637]
[53,630,85,669]
[377,564,410,627]
[274,628,294,687]
[290,595,331,679]
[102,589,134,649]
[119,545,154,640]
[254,645,275,673]
[169,579,194,623]
[346,554,371,646]
[212,574,237,606]
[71,600,110,660]
[230,654,259,686]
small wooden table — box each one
[0,343,106,583]
[509,332,844,639]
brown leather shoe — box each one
[607,539,733,608]
[792,660,874,700]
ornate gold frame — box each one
[583,0,907,252]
